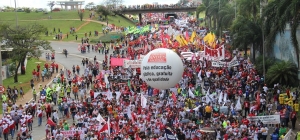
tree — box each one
[266,61,298,87]
[85,2,95,10]
[177,0,189,5]
[103,0,123,10]
[0,23,52,83]
[196,0,210,25]
[47,1,55,13]
[78,12,84,21]
[263,0,300,69]
[231,16,262,58]
[96,5,111,20]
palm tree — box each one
[262,0,300,69]
[237,0,261,21]
[230,16,262,58]
[218,4,235,31]
[266,61,298,86]
[196,0,210,26]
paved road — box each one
[28,41,112,140]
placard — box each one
[123,60,142,68]
[211,56,239,67]
[61,130,85,139]
[247,115,280,124]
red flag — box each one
[256,92,260,110]
[47,118,56,126]
[99,123,108,133]
[135,133,142,140]
[143,43,148,54]
[171,92,177,103]
[131,112,137,122]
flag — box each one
[175,35,184,46]
[256,92,260,109]
[127,79,131,87]
[197,70,202,81]
[171,92,177,103]
[99,123,108,133]
[188,88,195,98]
[190,31,196,42]
[108,117,110,136]
[195,86,201,96]
[165,127,177,140]
[185,31,189,42]
[47,118,56,126]
[181,89,187,97]
[141,94,147,108]
[97,113,106,123]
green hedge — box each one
[90,34,123,43]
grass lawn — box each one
[1,58,45,114]
[90,33,123,43]
[63,22,104,42]
[0,11,90,21]
[0,20,86,41]
[95,15,135,27]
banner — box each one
[204,45,225,60]
[110,58,129,66]
[61,130,85,139]
[123,60,141,68]
[211,56,239,67]
[247,115,280,124]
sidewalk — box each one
[1,59,64,116]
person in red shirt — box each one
[74,131,80,140]
[242,116,250,126]
[243,99,250,116]
[55,63,58,73]
[36,71,40,81]
[90,90,94,99]
[45,63,49,69]
[291,109,297,129]
[248,111,256,117]
[32,69,36,81]
[37,64,40,72]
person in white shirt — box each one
[263,84,268,93]
[55,131,64,140]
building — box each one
[56,0,85,10]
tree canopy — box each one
[96,5,111,20]
[0,23,52,83]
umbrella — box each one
[180,119,190,123]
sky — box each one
[0,0,177,10]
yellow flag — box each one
[181,35,188,46]
[190,31,196,42]
[176,35,184,46]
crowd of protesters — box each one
[0,12,299,140]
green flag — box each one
[128,80,131,87]
[195,85,201,96]
[181,89,187,97]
